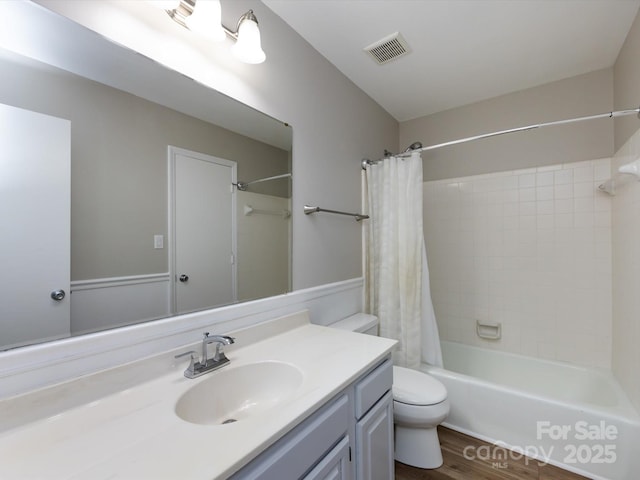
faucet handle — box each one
[175,350,199,373]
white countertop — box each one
[0,311,396,479]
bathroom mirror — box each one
[0,7,292,351]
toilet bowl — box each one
[393,365,450,468]
[328,313,450,469]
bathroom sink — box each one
[175,361,304,425]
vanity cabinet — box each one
[353,360,394,480]
[303,436,351,480]
[231,356,393,480]
[355,391,394,480]
[229,394,352,479]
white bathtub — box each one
[421,341,640,480]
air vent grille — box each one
[364,32,410,65]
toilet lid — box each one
[392,366,447,406]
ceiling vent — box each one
[364,32,410,65]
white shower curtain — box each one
[365,151,443,368]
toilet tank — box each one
[328,313,379,335]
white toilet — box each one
[328,313,450,469]
[392,365,449,468]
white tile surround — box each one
[612,127,640,412]
[423,158,613,368]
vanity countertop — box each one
[0,311,396,479]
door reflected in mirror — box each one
[170,147,238,315]
[0,34,292,350]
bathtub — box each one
[420,341,640,480]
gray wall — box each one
[614,6,640,151]
[0,55,289,280]
[400,68,614,181]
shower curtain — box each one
[365,151,443,368]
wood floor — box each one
[395,427,589,480]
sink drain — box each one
[222,418,237,424]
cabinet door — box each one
[356,391,394,480]
[303,436,352,480]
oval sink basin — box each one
[175,361,303,425]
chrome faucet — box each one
[202,332,235,364]
[175,332,236,379]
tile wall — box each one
[423,158,612,368]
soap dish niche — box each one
[476,320,501,340]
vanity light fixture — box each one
[149,0,266,64]
[230,10,266,64]
[184,0,225,42]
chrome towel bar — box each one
[303,205,369,222]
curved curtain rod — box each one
[362,106,640,168]
[233,173,291,191]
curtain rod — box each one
[362,106,640,168]
[233,173,291,191]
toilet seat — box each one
[393,366,447,406]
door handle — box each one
[50,289,66,301]
[179,274,189,283]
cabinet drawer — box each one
[354,359,392,419]
[231,394,350,479]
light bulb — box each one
[185,0,225,42]
[231,11,266,64]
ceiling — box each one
[262,0,640,122]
